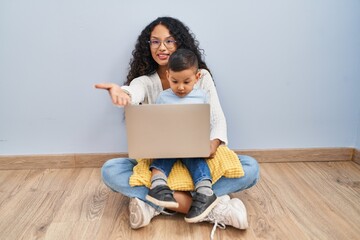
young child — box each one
[145,49,219,223]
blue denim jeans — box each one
[101,155,260,212]
[150,158,211,185]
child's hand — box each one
[209,139,221,158]
[95,83,131,106]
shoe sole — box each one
[129,198,144,229]
[146,195,179,209]
[184,197,221,223]
[231,199,249,229]
[237,200,249,229]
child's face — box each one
[166,68,201,97]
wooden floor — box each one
[0,161,359,240]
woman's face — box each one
[149,24,177,66]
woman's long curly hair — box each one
[125,17,211,85]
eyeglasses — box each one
[148,39,177,49]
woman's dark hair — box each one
[125,16,211,85]
[168,49,198,72]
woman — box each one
[95,16,259,231]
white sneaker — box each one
[199,195,248,239]
[129,197,160,229]
[218,194,231,203]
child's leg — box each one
[181,157,213,193]
[150,169,167,188]
[146,158,179,208]
[181,158,220,223]
[195,179,213,196]
[149,158,177,188]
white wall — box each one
[1,0,359,155]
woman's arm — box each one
[95,83,131,106]
[95,76,150,105]
[198,69,228,146]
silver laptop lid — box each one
[125,104,210,159]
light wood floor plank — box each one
[44,222,74,240]
[0,169,30,193]
[260,162,359,239]
[1,161,360,240]
[236,169,309,239]
[292,162,360,235]
[94,193,129,240]
[267,163,344,238]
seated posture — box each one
[146,49,219,223]
[96,16,259,233]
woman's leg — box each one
[171,156,260,214]
[102,158,164,229]
[172,191,192,214]
[101,155,259,216]
[101,158,154,202]
[212,155,260,196]
[101,157,192,213]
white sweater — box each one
[121,69,228,145]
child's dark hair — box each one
[168,49,198,72]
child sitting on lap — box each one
[146,49,219,223]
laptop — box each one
[124,104,210,159]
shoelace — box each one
[205,211,226,240]
[160,208,177,216]
[210,220,226,240]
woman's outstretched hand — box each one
[95,83,131,106]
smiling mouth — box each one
[157,54,169,60]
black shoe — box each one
[146,185,179,209]
[184,192,220,223]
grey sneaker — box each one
[146,185,179,209]
[129,197,160,229]
[198,195,248,239]
[184,192,219,223]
